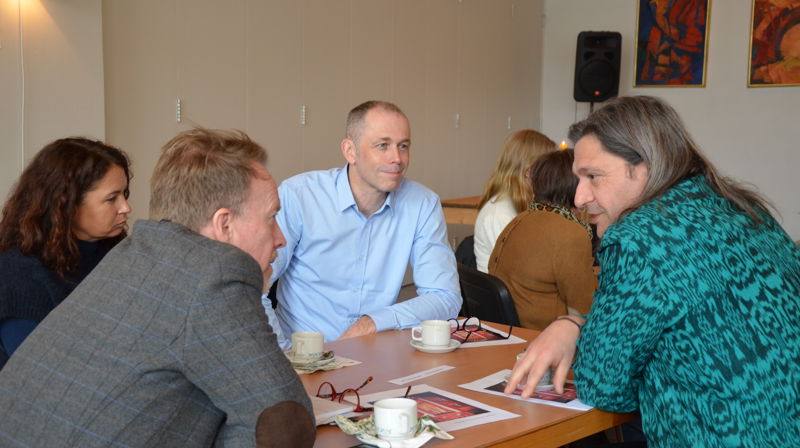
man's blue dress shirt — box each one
[263,166,461,345]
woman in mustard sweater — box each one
[488,149,595,331]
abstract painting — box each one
[749,0,800,87]
[635,0,711,87]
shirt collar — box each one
[335,164,398,217]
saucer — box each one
[410,339,460,354]
[288,350,335,367]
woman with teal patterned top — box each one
[505,96,800,447]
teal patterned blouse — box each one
[574,176,800,447]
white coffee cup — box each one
[411,320,451,347]
[291,331,324,362]
[514,352,554,390]
[374,398,418,441]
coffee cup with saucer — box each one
[288,331,325,365]
[374,398,419,441]
[410,320,460,353]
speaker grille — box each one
[574,31,622,102]
[577,60,616,99]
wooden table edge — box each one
[484,408,637,447]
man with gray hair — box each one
[266,100,461,344]
[0,128,314,447]
[507,96,800,446]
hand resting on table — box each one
[504,316,584,398]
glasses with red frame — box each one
[315,376,374,412]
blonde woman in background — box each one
[473,130,557,272]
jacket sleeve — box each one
[573,240,686,412]
[180,246,312,445]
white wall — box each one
[541,0,800,239]
[103,0,546,224]
[0,0,24,201]
[0,0,105,204]
[3,0,796,241]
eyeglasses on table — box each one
[448,317,513,344]
[315,376,374,412]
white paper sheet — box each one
[359,384,519,432]
[310,395,355,426]
[388,365,456,385]
[459,369,592,411]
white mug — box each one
[515,352,554,390]
[411,320,451,347]
[291,331,324,362]
[374,398,418,441]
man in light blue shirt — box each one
[263,101,461,346]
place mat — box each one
[334,415,453,448]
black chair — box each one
[456,263,520,326]
[454,235,477,269]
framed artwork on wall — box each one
[748,0,800,87]
[634,0,711,87]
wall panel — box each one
[103,0,545,222]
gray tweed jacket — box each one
[0,220,311,447]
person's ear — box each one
[207,208,234,243]
[627,162,649,180]
[341,138,357,164]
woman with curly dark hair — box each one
[0,138,131,365]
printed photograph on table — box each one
[486,381,579,404]
[634,0,711,87]
[459,370,592,411]
[410,391,489,422]
[450,327,507,343]
[748,0,800,86]
[449,317,512,344]
[360,384,519,431]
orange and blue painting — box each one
[749,0,800,87]
[635,0,710,87]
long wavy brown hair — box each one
[478,130,557,213]
[0,138,131,279]
[568,96,773,225]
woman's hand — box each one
[504,316,583,398]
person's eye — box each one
[376,142,387,149]
[399,143,409,150]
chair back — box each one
[454,235,476,269]
[456,263,520,326]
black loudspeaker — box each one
[573,31,621,103]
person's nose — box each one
[273,221,287,249]
[574,178,592,209]
[387,145,402,164]
[119,197,132,214]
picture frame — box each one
[634,0,711,87]
[748,0,800,87]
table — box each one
[302,325,635,447]
[442,195,481,226]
